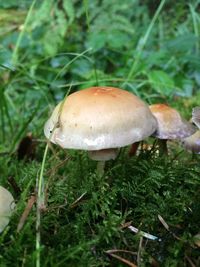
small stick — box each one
[70,192,87,208]
[185,255,196,267]
[105,250,137,267]
[106,249,137,256]
[158,214,182,241]
[128,225,161,241]
[17,195,36,232]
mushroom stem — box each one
[129,142,140,157]
[97,161,105,175]
[88,148,118,161]
[158,139,168,156]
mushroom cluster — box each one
[44,86,157,172]
[0,186,15,233]
[44,87,198,170]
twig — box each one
[105,250,137,267]
[158,214,182,241]
[158,214,169,231]
[70,192,87,208]
[121,221,132,229]
[185,255,196,267]
[128,225,161,241]
[105,249,137,256]
[17,194,36,232]
[46,156,70,176]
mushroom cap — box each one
[182,130,200,154]
[44,86,157,150]
[0,186,15,233]
[192,107,200,129]
[149,104,195,139]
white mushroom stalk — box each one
[88,148,119,161]
[88,148,119,175]
[0,186,15,233]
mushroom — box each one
[149,104,195,155]
[182,130,200,154]
[192,106,200,128]
[0,186,15,233]
[182,106,200,154]
[44,86,157,173]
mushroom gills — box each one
[88,148,119,161]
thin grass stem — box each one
[83,0,90,31]
[36,143,49,267]
[123,0,166,85]
[189,4,199,54]
[12,0,37,65]
[52,48,92,83]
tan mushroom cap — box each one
[0,186,15,233]
[44,86,157,151]
[149,104,195,139]
[182,130,200,154]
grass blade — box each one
[36,143,49,267]
[12,0,37,65]
[123,0,166,85]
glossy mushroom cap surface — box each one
[44,86,157,150]
[182,130,200,154]
[149,104,195,139]
[0,186,15,233]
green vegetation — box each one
[0,1,200,266]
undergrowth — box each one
[0,145,200,266]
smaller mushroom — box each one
[182,107,200,154]
[149,104,195,155]
[0,186,15,233]
[192,106,200,128]
[182,130,200,154]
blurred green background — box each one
[1,0,200,148]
